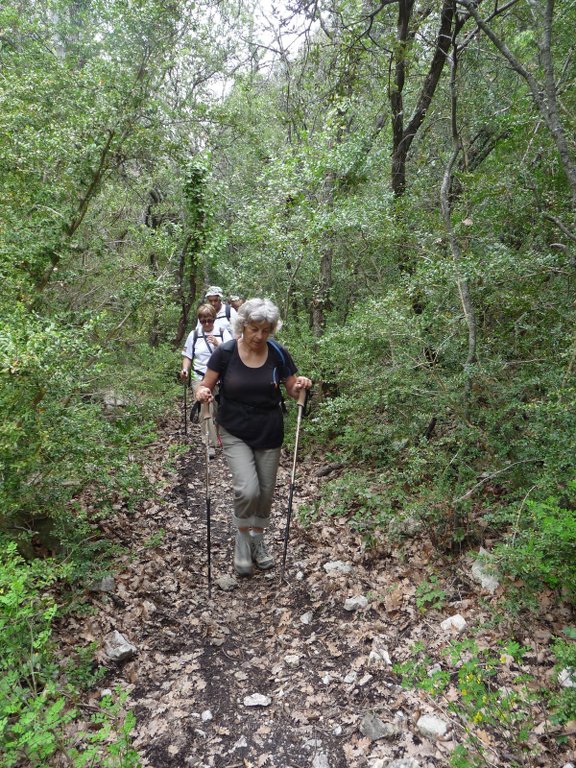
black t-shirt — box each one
[208,340,297,449]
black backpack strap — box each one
[202,329,214,355]
[191,328,199,359]
[218,339,237,381]
[226,303,231,320]
[267,340,288,413]
[267,340,290,379]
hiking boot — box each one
[250,533,275,570]
[234,532,252,576]
[208,447,216,459]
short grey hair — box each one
[234,298,283,337]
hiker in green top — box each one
[195,298,312,577]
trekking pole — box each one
[280,387,309,582]
[201,402,213,599]
[183,375,188,436]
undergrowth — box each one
[0,336,177,767]
[393,632,574,767]
[0,541,141,768]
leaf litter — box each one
[55,408,575,768]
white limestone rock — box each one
[417,714,448,740]
[243,693,272,707]
[104,630,137,662]
[471,548,500,593]
[215,575,237,591]
[440,614,467,634]
[558,668,576,688]
[359,711,400,741]
[344,595,368,611]
[324,560,353,576]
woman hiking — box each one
[195,298,312,576]
[180,304,232,458]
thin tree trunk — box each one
[440,40,478,369]
[390,0,455,197]
[173,233,195,348]
[459,0,576,213]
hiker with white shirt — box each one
[181,304,232,457]
[200,286,237,336]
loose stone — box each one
[323,560,353,575]
[416,714,449,740]
[440,614,467,633]
[243,693,272,707]
[344,595,368,611]
[104,630,137,662]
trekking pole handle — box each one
[297,387,310,412]
[200,401,213,422]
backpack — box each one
[218,339,289,412]
[191,327,225,359]
[214,304,231,322]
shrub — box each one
[495,488,576,600]
[0,541,71,766]
[0,540,141,768]
[550,628,576,724]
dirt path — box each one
[69,410,575,768]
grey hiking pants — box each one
[219,426,281,530]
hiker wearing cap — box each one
[200,286,238,336]
[195,298,312,577]
[181,304,232,457]
[229,295,244,311]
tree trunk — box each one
[459,0,576,214]
[173,234,196,348]
[440,39,478,369]
[390,0,456,197]
[172,160,207,347]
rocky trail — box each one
[61,408,575,768]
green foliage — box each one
[313,470,400,546]
[0,542,70,768]
[293,215,576,564]
[414,575,447,612]
[63,643,107,692]
[0,542,141,768]
[0,543,67,764]
[495,489,576,599]
[67,690,141,768]
[395,637,536,767]
[0,306,173,553]
[550,628,576,724]
[393,642,451,695]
